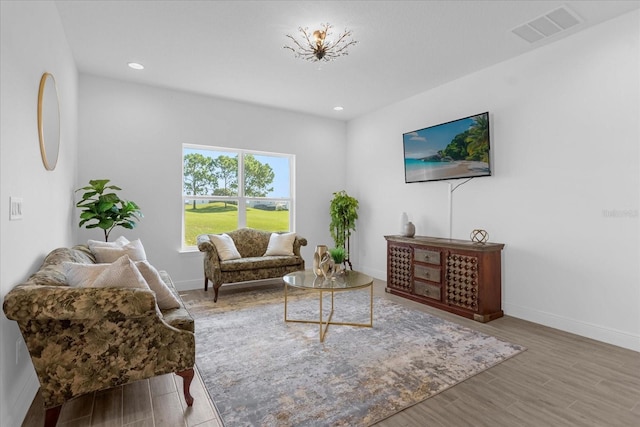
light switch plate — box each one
[10,197,23,220]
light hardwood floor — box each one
[22,365,223,427]
[22,280,640,426]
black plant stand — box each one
[334,222,353,270]
[344,236,353,270]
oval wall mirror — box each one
[37,72,60,171]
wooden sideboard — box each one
[384,235,505,322]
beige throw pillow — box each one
[263,232,296,256]
[63,256,180,310]
[64,261,111,287]
[209,233,242,261]
[90,239,147,263]
[91,255,148,289]
[134,261,181,309]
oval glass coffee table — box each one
[282,269,373,342]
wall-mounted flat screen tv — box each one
[403,112,491,183]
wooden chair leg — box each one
[204,276,209,291]
[214,284,220,303]
[44,405,62,427]
[176,368,195,406]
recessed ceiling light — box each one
[333,106,344,111]
[127,62,145,70]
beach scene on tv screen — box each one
[403,113,490,183]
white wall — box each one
[347,11,640,351]
[0,1,79,426]
[1,5,637,427]
[77,75,347,289]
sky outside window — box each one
[184,148,290,198]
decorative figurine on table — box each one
[470,229,489,244]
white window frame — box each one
[182,144,295,250]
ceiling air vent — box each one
[511,6,582,44]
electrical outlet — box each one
[10,197,23,220]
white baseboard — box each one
[358,266,386,282]
[173,277,286,293]
[504,302,640,352]
[173,278,202,292]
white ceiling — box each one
[54,0,640,121]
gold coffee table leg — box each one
[318,291,335,342]
[319,290,323,340]
[284,281,293,322]
[284,284,372,342]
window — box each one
[182,144,295,249]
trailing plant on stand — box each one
[329,190,359,268]
[75,179,143,242]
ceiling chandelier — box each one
[284,23,358,62]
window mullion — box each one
[238,153,246,227]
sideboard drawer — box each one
[414,248,440,265]
[415,281,441,300]
[414,265,441,283]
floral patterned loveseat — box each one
[197,228,307,302]
[2,245,195,427]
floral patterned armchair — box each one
[2,245,196,427]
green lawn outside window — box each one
[184,202,289,247]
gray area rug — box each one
[187,286,525,426]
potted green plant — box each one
[75,179,143,241]
[328,246,346,275]
[328,247,346,265]
[329,190,359,261]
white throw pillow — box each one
[87,236,130,250]
[209,234,242,261]
[263,232,296,256]
[90,239,147,263]
[135,261,181,309]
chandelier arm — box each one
[331,40,358,55]
[284,34,314,54]
[328,31,354,51]
[333,30,353,45]
[283,46,298,54]
[299,27,316,48]
[323,33,355,56]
